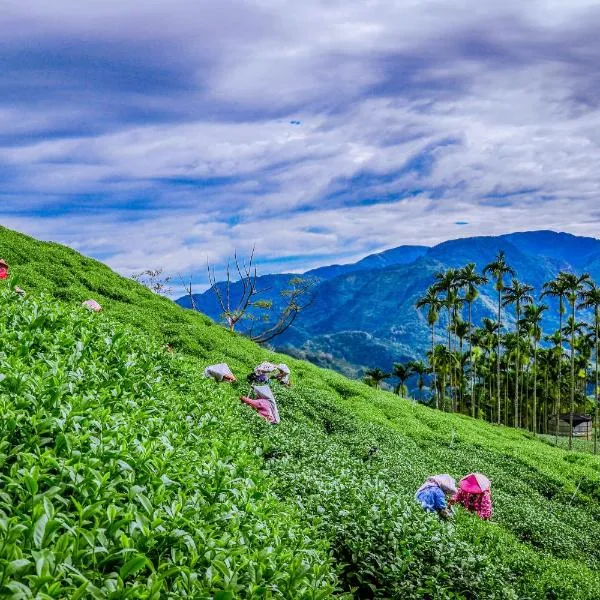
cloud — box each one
[1,0,600,289]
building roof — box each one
[548,413,592,427]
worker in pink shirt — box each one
[0,259,9,280]
[450,473,493,520]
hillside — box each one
[180,230,600,379]
[2,225,600,598]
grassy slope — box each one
[2,225,600,598]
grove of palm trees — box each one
[404,251,600,451]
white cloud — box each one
[1,0,600,284]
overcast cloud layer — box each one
[2,0,600,286]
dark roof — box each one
[548,414,592,427]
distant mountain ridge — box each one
[177,230,600,378]
[305,245,428,280]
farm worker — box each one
[0,259,8,280]
[239,395,277,424]
[273,363,291,386]
[415,474,457,519]
[82,299,102,312]
[249,361,277,384]
[240,385,280,424]
[204,363,236,382]
[450,473,493,520]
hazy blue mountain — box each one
[177,230,600,380]
[305,245,428,280]
[583,250,600,282]
[500,230,600,268]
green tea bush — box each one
[0,288,335,598]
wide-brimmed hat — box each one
[459,473,491,494]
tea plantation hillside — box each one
[2,225,600,599]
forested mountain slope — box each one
[180,230,600,378]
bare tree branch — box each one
[206,250,315,341]
[177,273,198,312]
[131,269,173,296]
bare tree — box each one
[177,273,198,312]
[131,269,173,296]
[206,248,314,343]
[250,276,315,344]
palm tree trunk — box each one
[544,365,548,434]
[497,290,502,424]
[533,340,538,435]
[555,298,563,445]
[569,300,575,451]
[504,371,509,426]
[595,307,598,455]
[442,372,447,411]
[431,324,438,409]
[488,368,492,420]
[469,301,475,417]
[515,305,520,428]
[458,336,464,413]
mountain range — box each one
[176,230,600,379]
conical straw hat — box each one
[459,473,490,493]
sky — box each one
[2,0,600,290]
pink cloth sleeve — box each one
[478,491,493,520]
[240,396,276,423]
[449,490,464,505]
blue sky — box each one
[2,0,600,290]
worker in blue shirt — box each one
[415,474,457,519]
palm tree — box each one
[560,272,591,449]
[433,268,461,351]
[545,330,565,443]
[392,362,411,396]
[364,367,391,390]
[503,279,534,427]
[407,360,428,401]
[580,282,600,454]
[521,303,548,435]
[483,250,515,424]
[479,318,499,416]
[459,263,488,416]
[451,319,470,411]
[536,348,554,433]
[574,332,593,405]
[429,345,458,411]
[542,274,570,440]
[416,286,441,404]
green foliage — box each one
[0,287,334,597]
[2,226,600,598]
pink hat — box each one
[459,473,490,494]
[82,299,102,312]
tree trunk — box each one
[488,370,492,421]
[533,340,538,435]
[504,371,509,426]
[544,366,549,434]
[458,337,464,413]
[469,301,475,417]
[569,300,575,451]
[497,290,502,424]
[431,324,438,409]
[555,298,563,446]
[595,307,599,455]
[515,305,520,428]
